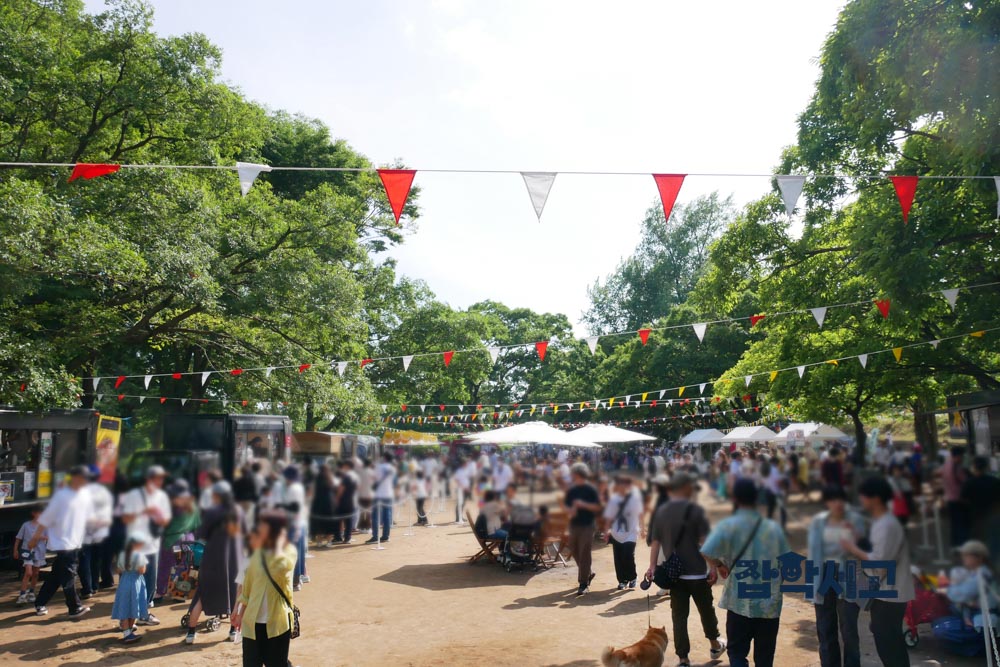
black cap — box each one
[68,464,90,478]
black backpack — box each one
[474,513,489,539]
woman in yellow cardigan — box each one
[231,511,297,667]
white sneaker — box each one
[137,614,160,626]
[300,575,310,584]
[655,588,670,597]
[26,591,36,603]
[184,630,196,645]
[35,606,48,616]
[711,639,727,659]
[16,593,28,605]
[293,583,302,592]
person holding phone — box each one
[231,511,297,667]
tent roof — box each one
[467,421,600,447]
[679,428,727,444]
[566,424,657,444]
[720,425,778,443]
[773,423,849,442]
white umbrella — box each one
[720,425,778,444]
[566,424,657,444]
[468,421,600,448]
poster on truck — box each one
[37,432,52,498]
[96,416,123,484]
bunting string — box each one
[62,280,1000,390]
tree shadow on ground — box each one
[375,562,537,591]
[0,623,219,663]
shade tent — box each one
[679,428,727,444]
[720,425,778,444]
[773,423,850,443]
[565,424,657,444]
[467,421,601,448]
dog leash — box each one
[646,593,651,628]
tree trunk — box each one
[849,411,867,466]
[912,403,939,461]
[306,403,317,431]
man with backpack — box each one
[646,472,725,667]
[701,478,789,667]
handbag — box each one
[260,551,301,640]
[653,503,694,590]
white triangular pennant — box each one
[658,389,666,399]
[141,375,152,389]
[402,355,414,372]
[776,175,806,216]
[745,375,752,387]
[693,323,707,343]
[235,161,272,197]
[585,336,599,355]
[858,354,868,368]
[930,340,940,349]
[221,400,227,407]
[139,396,146,404]
[810,307,827,328]
[942,289,960,311]
[699,383,707,394]
[96,393,104,401]
[92,377,101,391]
[521,172,557,221]
[625,395,632,404]
[797,365,806,378]
[458,405,464,412]
[488,347,500,364]
[337,361,348,377]
[420,405,426,413]
[180,398,187,406]
[201,371,211,386]
[265,367,274,378]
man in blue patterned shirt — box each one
[701,478,789,667]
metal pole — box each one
[931,500,950,565]
[918,496,932,551]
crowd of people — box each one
[8,436,1000,667]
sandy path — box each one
[0,493,982,666]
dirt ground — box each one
[0,492,985,666]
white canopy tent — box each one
[720,425,778,444]
[679,428,727,444]
[467,421,601,448]
[566,424,657,444]
[773,422,850,445]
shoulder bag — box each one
[260,551,301,639]
[652,503,694,590]
[720,515,763,579]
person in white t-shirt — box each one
[493,458,514,494]
[411,470,429,526]
[120,465,171,624]
[31,465,93,618]
[80,465,114,598]
[453,458,475,523]
[421,454,439,499]
[603,474,645,589]
[367,454,397,543]
[280,465,309,590]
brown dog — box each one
[601,626,670,667]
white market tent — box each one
[467,421,601,448]
[720,425,778,444]
[679,428,727,444]
[773,422,850,444]
[566,423,657,444]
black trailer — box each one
[125,414,293,495]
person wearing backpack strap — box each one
[232,511,297,667]
[701,478,790,667]
[647,471,725,667]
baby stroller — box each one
[501,504,539,573]
[167,541,204,602]
[903,569,952,648]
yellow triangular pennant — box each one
[893,347,903,362]
[769,370,778,382]
[971,330,985,338]
[826,359,838,366]
[641,392,648,402]
[678,386,685,397]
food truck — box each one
[126,413,293,492]
[292,431,381,467]
[0,409,122,561]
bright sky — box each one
[88,0,846,334]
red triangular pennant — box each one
[242,399,248,406]
[377,169,417,225]
[114,375,126,389]
[875,299,891,319]
[298,363,311,373]
[171,372,182,380]
[68,163,120,182]
[652,174,686,224]
[889,175,918,223]
[117,394,124,401]
[231,368,243,376]
[443,351,454,367]
[535,340,548,361]
[638,328,651,345]
[159,397,167,404]
[19,382,26,392]
[439,404,445,412]
[750,315,765,327]
[360,358,373,369]
[400,405,407,412]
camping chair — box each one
[465,510,502,564]
[538,510,570,568]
